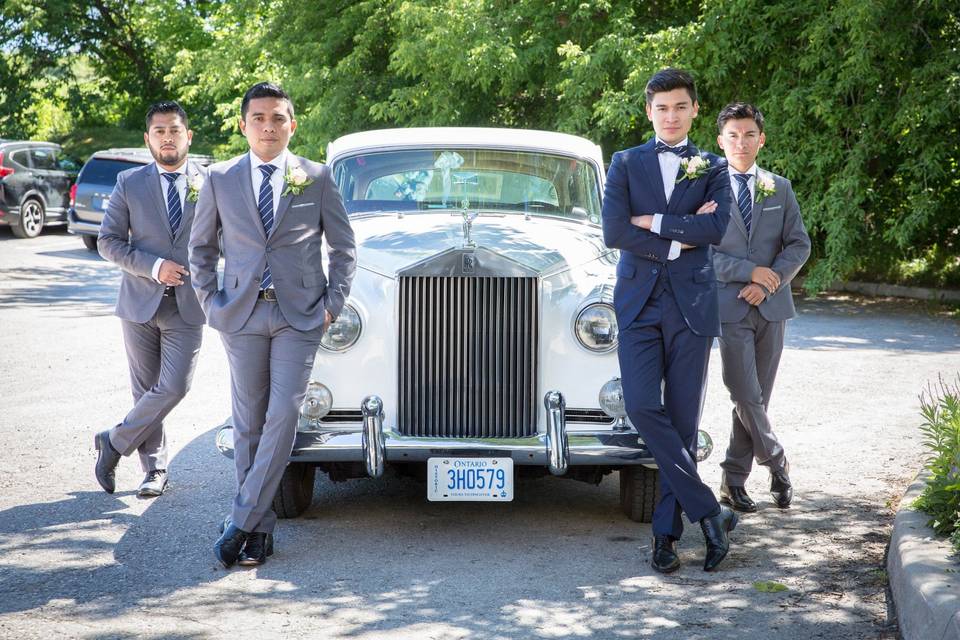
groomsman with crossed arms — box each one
[190,82,356,568]
[712,102,811,512]
[95,101,207,498]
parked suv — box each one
[0,140,80,238]
[67,148,213,250]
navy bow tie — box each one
[655,141,689,156]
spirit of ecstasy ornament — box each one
[461,198,478,247]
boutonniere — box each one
[186,174,204,202]
[755,174,776,202]
[676,155,710,184]
[281,165,313,197]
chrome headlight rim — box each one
[573,301,619,354]
[319,303,362,352]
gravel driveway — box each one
[1,229,957,639]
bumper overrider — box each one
[214,389,715,477]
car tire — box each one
[619,465,660,523]
[82,234,99,252]
[11,198,44,238]
[272,462,315,519]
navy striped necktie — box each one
[258,164,277,289]
[734,173,753,233]
[160,172,182,234]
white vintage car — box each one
[215,128,713,522]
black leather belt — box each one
[257,289,278,301]
[162,286,177,297]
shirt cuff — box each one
[151,258,164,284]
[651,214,663,235]
[667,241,681,261]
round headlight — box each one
[696,430,714,462]
[599,377,627,418]
[574,303,618,352]
[320,304,362,352]
[300,382,333,420]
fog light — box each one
[599,377,627,418]
[301,382,333,421]
[215,423,235,460]
[696,430,713,462]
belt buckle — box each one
[261,288,278,301]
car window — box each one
[58,156,81,172]
[9,150,30,167]
[335,148,602,224]
[78,159,143,185]
[30,148,58,170]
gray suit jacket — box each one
[713,168,811,323]
[98,161,207,326]
[188,152,356,333]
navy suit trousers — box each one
[618,277,719,538]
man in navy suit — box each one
[602,68,737,573]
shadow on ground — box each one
[0,426,898,639]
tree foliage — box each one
[2,0,956,288]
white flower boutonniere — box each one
[186,174,204,203]
[676,155,710,184]
[755,175,776,202]
[281,165,313,197]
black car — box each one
[0,140,80,238]
[68,148,212,250]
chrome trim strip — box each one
[544,390,568,476]
[361,396,385,478]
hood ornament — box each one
[460,198,478,247]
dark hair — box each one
[644,68,697,105]
[145,101,188,130]
[716,102,765,133]
[241,82,295,120]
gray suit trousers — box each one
[718,306,787,486]
[221,299,324,534]
[109,296,202,472]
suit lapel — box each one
[233,154,267,242]
[637,140,669,215]
[666,143,698,214]
[175,161,199,241]
[271,156,295,234]
[145,164,174,240]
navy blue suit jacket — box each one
[601,139,731,337]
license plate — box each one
[427,457,513,502]
[93,197,110,211]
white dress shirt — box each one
[728,162,758,204]
[649,137,686,261]
[250,149,289,217]
[151,161,188,283]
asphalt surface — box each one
[1,227,958,639]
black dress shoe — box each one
[720,484,758,513]
[700,505,738,572]
[238,532,275,566]
[770,469,793,508]
[214,525,249,568]
[651,535,681,573]
[94,431,121,494]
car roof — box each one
[87,148,214,165]
[0,140,61,149]
[326,127,604,165]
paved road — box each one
[1,228,958,639]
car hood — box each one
[351,213,612,278]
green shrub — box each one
[914,376,960,553]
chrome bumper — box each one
[213,391,714,474]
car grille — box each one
[398,275,539,438]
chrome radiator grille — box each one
[398,276,539,438]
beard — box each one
[150,144,187,167]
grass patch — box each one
[913,375,960,554]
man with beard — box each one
[94,101,207,497]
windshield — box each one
[333,148,602,224]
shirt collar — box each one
[155,160,187,176]
[727,163,758,178]
[249,149,288,174]
[655,136,689,150]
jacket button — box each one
[266,247,272,253]
[652,268,658,275]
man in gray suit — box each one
[95,101,207,498]
[190,82,356,568]
[712,102,811,512]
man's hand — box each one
[696,200,718,215]
[157,260,189,286]
[629,214,654,230]
[322,310,333,333]
[751,266,781,292]
[738,284,766,305]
